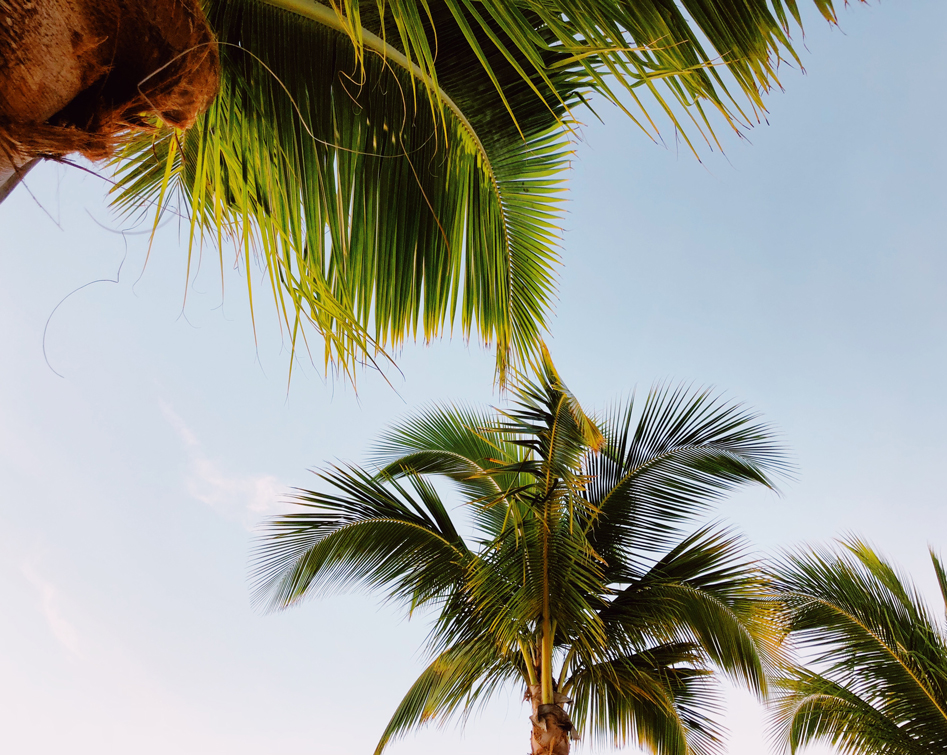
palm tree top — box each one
[252,348,789,755]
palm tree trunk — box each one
[528,684,576,755]
[0,0,218,206]
[0,0,91,203]
[0,157,37,205]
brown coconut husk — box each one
[0,0,219,167]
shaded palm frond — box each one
[113,0,582,382]
[568,644,725,755]
[771,668,926,755]
[596,526,778,695]
[342,0,850,149]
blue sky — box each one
[2,2,946,753]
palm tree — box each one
[252,347,788,755]
[770,539,947,755]
[4,0,855,381]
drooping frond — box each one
[771,669,925,755]
[568,644,725,755]
[371,403,525,497]
[250,464,470,611]
[595,526,777,695]
[113,0,582,382]
[332,0,850,149]
[367,401,542,542]
[112,0,854,380]
[374,636,527,755]
[770,540,947,755]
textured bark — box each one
[0,156,36,203]
[0,0,218,187]
[527,685,577,755]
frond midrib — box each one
[382,450,504,495]
[260,0,482,152]
[583,442,720,536]
[790,591,947,729]
[260,0,497,190]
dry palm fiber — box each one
[0,0,219,164]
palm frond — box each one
[568,645,725,755]
[250,464,470,611]
[597,526,776,695]
[931,549,947,620]
[499,343,605,498]
[340,0,850,148]
[372,402,525,491]
[113,0,581,382]
[374,636,526,755]
[583,385,787,572]
[771,668,925,755]
[368,401,541,540]
[113,0,854,380]
[770,539,947,755]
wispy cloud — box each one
[160,401,288,527]
[21,563,81,658]
[160,401,200,449]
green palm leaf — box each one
[593,526,779,693]
[568,647,722,755]
[250,464,470,611]
[113,0,582,382]
[771,669,924,755]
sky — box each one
[1,2,946,753]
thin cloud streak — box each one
[160,400,288,527]
[21,563,81,658]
